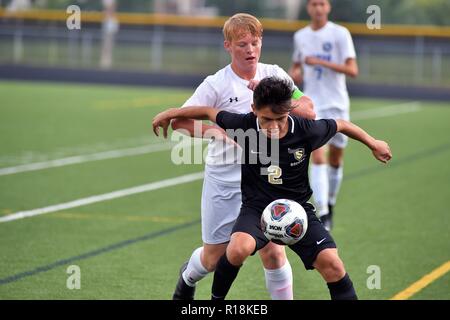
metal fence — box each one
[1,19,449,88]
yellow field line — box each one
[1,8,450,38]
[390,261,450,300]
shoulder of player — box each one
[327,21,351,36]
[218,110,256,128]
[288,113,310,130]
[293,26,310,39]
[202,65,231,92]
[289,114,334,132]
[257,62,282,75]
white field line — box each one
[0,101,421,177]
[0,172,204,223]
[0,142,175,176]
[351,101,422,121]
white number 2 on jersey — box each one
[268,165,283,184]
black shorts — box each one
[231,203,336,270]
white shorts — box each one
[316,107,350,149]
[201,176,242,244]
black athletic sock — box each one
[327,273,358,300]
[211,254,242,300]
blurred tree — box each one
[205,0,264,17]
[116,0,154,13]
[296,0,450,26]
[13,0,448,25]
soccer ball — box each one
[260,199,308,245]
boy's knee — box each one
[227,246,252,266]
[314,249,346,282]
[226,233,256,266]
[322,259,346,282]
[259,244,287,269]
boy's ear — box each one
[251,103,257,114]
[224,40,231,53]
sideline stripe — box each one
[0,218,200,286]
[0,172,204,223]
[0,101,420,176]
[351,101,421,121]
[1,142,449,286]
[2,140,449,224]
[390,261,450,300]
[0,142,175,176]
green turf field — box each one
[0,80,449,300]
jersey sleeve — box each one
[272,64,298,90]
[216,111,249,130]
[305,119,338,151]
[182,79,218,108]
[339,27,357,61]
[270,64,303,96]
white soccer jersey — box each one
[292,21,356,111]
[182,63,296,184]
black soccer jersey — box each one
[216,111,337,212]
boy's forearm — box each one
[289,63,303,84]
[167,107,217,122]
[171,118,219,138]
[336,119,377,150]
[318,59,358,78]
[291,96,316,120]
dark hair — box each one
[253,77,293,114]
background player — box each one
[289,0,359,231]
[167,13,315,300]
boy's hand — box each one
[371,140,392,164]
[204,128,240,148]
[247,79,260,91]
[152,108,176,138]
[305,56,321,65]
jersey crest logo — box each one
[271,203,290,221]
[323,42,333,52]
[288,148,305,162]
[229,97,238,103]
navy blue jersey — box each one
[216,111,337,212]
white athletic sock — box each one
[264,260,293,300]
[182,247,209,287]
[310,163,329,217]
[328,165,343,206]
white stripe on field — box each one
[0,142,175,177]
[0,101,421,177]
[352,101,421,121]
[0,172,204,223]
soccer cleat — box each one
[172,261,195,300]
[328,204,334,218]
[320,214,332,232]
[320,204,334,232]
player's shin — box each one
[211,254,242,300]
[264,260,294,300]
[327,273,358,300]
[328,165,343,206]
[310,163,329,217]
[183,247,209,287]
